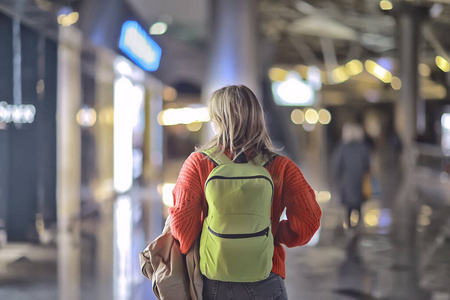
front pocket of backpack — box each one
[204,225,274,282]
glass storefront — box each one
[0,12,58,242]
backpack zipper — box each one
[205,175,274,191]
[208,226,270,239]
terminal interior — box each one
[0,0,450,299]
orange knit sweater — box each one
[169,152,322,279]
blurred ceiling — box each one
[0,0,64,37]
[2,0,450,65]
[126,0,209,45]
[258,0,450,66]
[126,0,450,102]
[1,0,450,102]
[123,0,450,65]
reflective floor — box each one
[285,200,450,300]
[1,188,450,300]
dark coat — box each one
[332,141,370,209]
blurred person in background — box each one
[332,122,371,232]
[169,85,322,299]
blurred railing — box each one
[415,144,450,206]
[416,143,450,174]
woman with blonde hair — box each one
[170,85,321,299]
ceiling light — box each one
[57,6,72,24]
[361,33,395,52]
[379,0,393,10]
[304,108,318,124]
[291,109,304,125]
[365,60,392,83]
[76,106,97,127]
[162,183,175,207]
[150,22,168,35]
[442,113,450,130]
[317,191,331,203]
[268,67,288,82]
[391,76,402,90]
[436,56,450,72]
[307,66,322,90]
[186,122,202,132]
[288,16,357,41]
[158,107,210,126]
[58,11,79,27]
[272,71,314,106]
[162,86,177,101]
[115,59,133,76]
[345,60,363,76]
[57,14,66,24]
[418,63,431,77]
[331,66,349,83]
[318,109,331,124]
[294,1,316,15]
[430,3,443,18]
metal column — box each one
[57,26,83,300]
[391,3,429,299]
[202,0,260,140]
[203,0,259,94]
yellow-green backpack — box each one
[199,148,275,282]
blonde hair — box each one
[197,85,277,160]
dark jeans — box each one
[202,272,288,300]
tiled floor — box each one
[1,195,449,300]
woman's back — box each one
[169,85,322,299]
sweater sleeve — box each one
[275,157,322,247]
[169,153,205,254]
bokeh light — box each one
[391,76,402,90]
[435,56,450,72]
[305,108,319,124]
[379,0,393,10]
[318,109,331,125]
[291,109,305,124]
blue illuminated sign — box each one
[119,21,162,72]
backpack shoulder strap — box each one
[201,148,233,166]
[251,153,278,167]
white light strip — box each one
[158,106,210,126]
[113,77,134,193]
[113,195,133,300]
[0,102,36,124]
[162,183,176,207]
[442,113,450,130]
